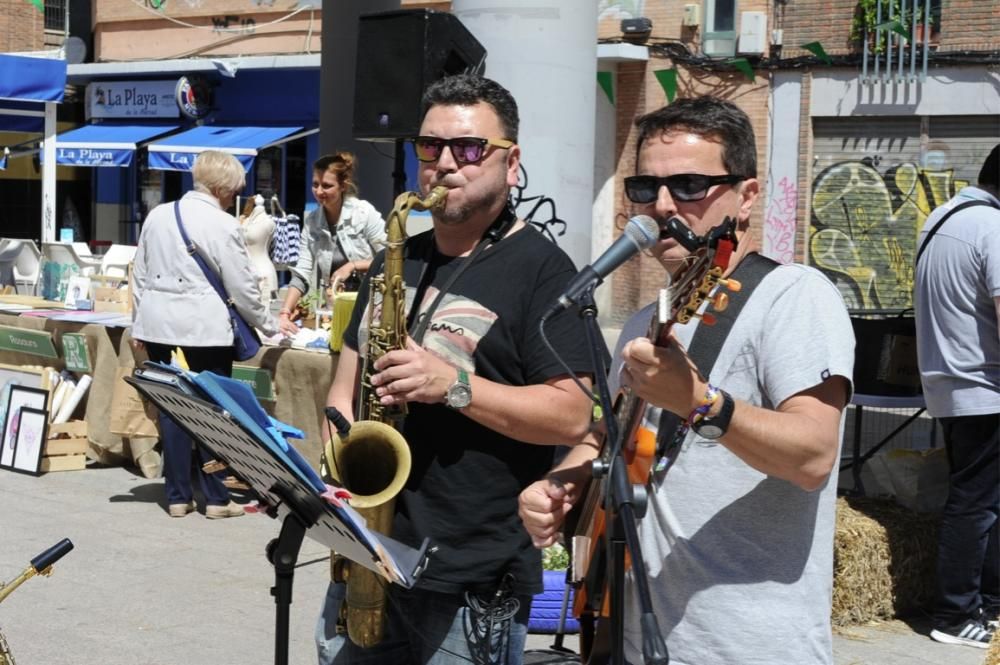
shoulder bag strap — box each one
[173,200,234,309]
[657,252,780,444]
[914,200,991,268]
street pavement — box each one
[0,464,983,665]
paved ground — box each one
[0,464,987,665]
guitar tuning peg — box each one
[720,278,742,293]
[712,292,730,312]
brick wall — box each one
[92,0,323,61]
[780,0,999,57]
[0,0,46,53]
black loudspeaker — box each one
[353,9,486,141]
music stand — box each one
[127,369,430,665]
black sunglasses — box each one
[412,136,514,165]
[624,173,746,204]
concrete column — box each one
[320,0,399,217]
[763,71,802,264]
[450,0,599,272]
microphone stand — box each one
[575,283,669,665]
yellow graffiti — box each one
[810,160,967,310]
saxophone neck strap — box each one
[409,203,517,345]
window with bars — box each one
[44,0,67,32]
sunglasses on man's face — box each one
[624,173,746,204]
[412,136,514,165]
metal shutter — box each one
[928,116,1000,186]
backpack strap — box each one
[914,200,992,267]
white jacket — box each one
[288,196,386,295]
[132,191,278,346]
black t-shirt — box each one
[343,224,595,595]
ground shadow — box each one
[108,481,167,510]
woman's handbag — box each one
[267,196,301,267]
[173,201,261,361]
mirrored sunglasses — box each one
[624,173,746,203]
[412,136,514,165]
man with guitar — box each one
[519,96,855,665]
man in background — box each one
[915,143,1000,649]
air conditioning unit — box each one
[682,4,700,27]
[738,11,767,55]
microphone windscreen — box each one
[625,215,660,250]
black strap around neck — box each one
[408,203,517,344]
[914,200,991,268]
[656,252,780,449]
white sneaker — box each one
[929,618,994,649]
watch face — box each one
[446,385,472,409]
[696,423,724,440]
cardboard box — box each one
[93,286,129,313]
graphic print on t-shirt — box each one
[356,285,497,372]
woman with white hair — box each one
[131,150,279,519]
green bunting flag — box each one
[876,20,910,39]
[800,41,833,65]
[597,71,614,105]
[654,69,678,103]
[727,58,756,83]
[27,0,44,11]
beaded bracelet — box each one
[686,383,721,426]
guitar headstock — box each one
[649,216,743,346]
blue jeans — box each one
[934,413,1000,627]
[145,343,234,507]
[316,581,531,665]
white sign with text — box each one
[86,81,179,119]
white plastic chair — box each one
[99,244,137,278]
[72,242,94,258]
[0,240,21,288]
[42,242,102,277]
[13,240,41,295]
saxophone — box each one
[324,186,448,648]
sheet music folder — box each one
[126,365,429,588]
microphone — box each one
[545,214,660,317]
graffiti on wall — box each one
[511,163,566,244]
[212,15,256,34]
[810,160,967,310]
[764,176,798,264]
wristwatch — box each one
[445,368,472,409]
[693,389,734,440]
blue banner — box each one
[0,54,66,103]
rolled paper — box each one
[54,374,91,424]
[49,378,75,422]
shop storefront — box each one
[65,56,321,243]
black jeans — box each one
[145,343,235,506]
[934,412,1000,627]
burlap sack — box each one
[108,366,158,438]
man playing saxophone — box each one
[317,74,597,665]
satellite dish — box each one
[63,36,87,65]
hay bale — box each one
[986,628,1000,665]
[832,496,939,626]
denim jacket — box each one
[288,196,387,295]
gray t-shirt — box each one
[914,186,1000,418]
[611,262,855,665]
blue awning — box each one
[53,124,179,167]
[0,54,66,103]
[147,125,309,172]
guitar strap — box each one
[656,252,780,458]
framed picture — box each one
[11,407,48,476]
[64,275,92,309]
[0,385,48,469]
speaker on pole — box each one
[353,9,486,142]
